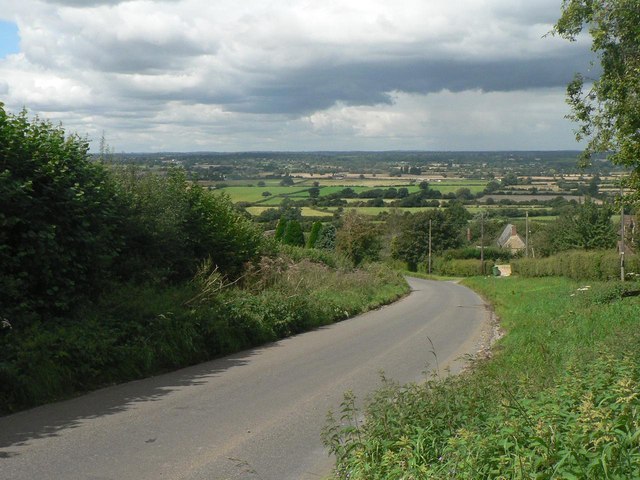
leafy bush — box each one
[0,256,408,414]
[114,167,264,281]
[282,219,305,246]
[433,258,494,277]
[336,212,382,265]
[0,106,123,324]
[316,223,337,250]
[586,281,640,305]
[443,246,511,261]
[307,221,323,248]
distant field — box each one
[429,180,486,194]
[326,206,437,216]
[217,180,488,204]
[294,177,416,187]
[218,186,309,203]
[245,206,334,217]
[482,194,586,202]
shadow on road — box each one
[0,345,275,453]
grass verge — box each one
[0,250,408,414]
[323,276,640,479]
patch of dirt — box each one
[460,304,505,374]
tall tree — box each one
[555,0,640,202]
[546,199,616,252]
[336,212,381,265]
[307,221,323,248]
[315,224,337,250]
[282,219,305,247]
[391,208,468,271]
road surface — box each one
[0,277,489,479]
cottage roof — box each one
[497,224,516,247]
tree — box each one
[546,199,616,252]
[391,207,469,271]
[274,217,287,241]
[555,0,640,201]
[279,175,294,186]
[282,219,305,247]
[308,186,320,198]
[455,187,474,200]
[315,224,337,250]
[397,187,409,198]
[277,198,302,222]
[587,175,601,197]
[336,212,382,265]
[307,221,323,248]
[484,180,501,194]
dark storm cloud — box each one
[79,37,208,73]
[197,48,595,115]
[0,0,593,151]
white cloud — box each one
[0,0,590,151]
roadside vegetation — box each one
[323,2,640,475]
[323,276,640,479]
[0,106,407,414]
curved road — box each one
[0,277,489,480]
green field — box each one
[429,180,486,194]
[327,206,437,216]
[246,206,334,217]
[217,186,310,203]
[218,180,487,205]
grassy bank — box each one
[0,250,408,415]
[324,276,640,479]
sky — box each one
[0,0,594,153]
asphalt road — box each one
[0,277,489,480]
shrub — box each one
[114,167,264,281]
[512,250,640,281]
[0,106,123,325]
[307,221,323,248]
[282,219,305,247]
[434,258,494,276]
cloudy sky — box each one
[0,0,594,152]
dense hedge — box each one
[0,107,263,329]
[1,108,123,321]
[512,250,640,281]
[0,248,408,414]
[433,258,495,277]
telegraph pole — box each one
[428,219,432,275]
[525,211,529,258]
[480,212,485,274]
[620,182,625,281]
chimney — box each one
[511,225,517,237]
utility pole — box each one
[525,211,529,258]
[428,219,432,275]
[480,211,485,274]
[620,181,625,281]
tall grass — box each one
[324,276,640,479]
[0,249,408,414]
